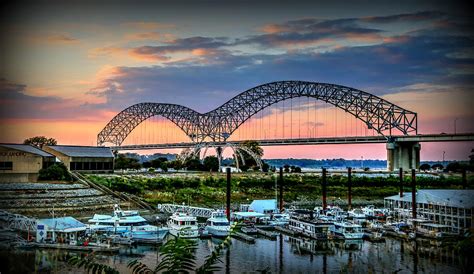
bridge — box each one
[97,81,473,171]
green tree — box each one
[160,161,169,172]
[203,156,219,171]
[185,158,203,171]
[38,163,71,181]
[432,163,443,170]
[115,154,141,170]
[23,136,57,148]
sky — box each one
[1,0,473,160]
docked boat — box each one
[416,223,457,239]
[288,215,333,240]
[205,211,230,238]
[87,204,168,242]
[167,212,199,238]
[347,208,366,224]
[107,234,134,245]
[330,221,364,239]
[268,213,290,226]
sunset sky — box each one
[1,0,473,160]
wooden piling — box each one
[411,169,416,219]
[322,168,327,210]
[399,167,404,197]
[347,167,352,210]
[226,167,231,221]
[279,167,284,212]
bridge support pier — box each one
[387,141,420,171]
[216,146,223,172]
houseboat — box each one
[330,221,364,239]
[288,215,333,240]
[205,211,230,237]
[416,223,458,239]
[167,212,199,238]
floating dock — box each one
[30,243,120,253]
[232,232,256,243]
[274,226,298,236]
[256,228,278,240]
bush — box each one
[38,163,71,181]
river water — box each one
[1,234,470,273]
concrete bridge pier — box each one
[387,141,420,171]
[216,146,223,172]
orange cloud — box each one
[124,32,176,42]
[27,33,80,45]
[260,24,290,34]
[122,21,175,30]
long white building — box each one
[384,189,474,233]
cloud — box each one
[124,32,176,42]
[129,36,229,60]
[122,21,175,30]
[361,11,446,24]
[28,33,80,45]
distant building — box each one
[384,189,474,233]
[43,145,114,173]
[249,199,278,214]
[0,144,56,183]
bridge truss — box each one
[97,81,417,146]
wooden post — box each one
[347,167,352,210]
[279,167,284,212]
[399,168,404,197]
[411,169,416,219]
[226,167,231,221]
[322,168,327,211]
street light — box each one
[443,151,446,167]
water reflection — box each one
[0,236,469,273]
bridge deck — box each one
[112,133,474,150]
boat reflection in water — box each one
[288,236,334,255]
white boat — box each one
[205,211,230,238]
[331,221,364,239]
[87,204,168,241]
[167,212,199,238]
[269,213,290,226]
[347,208,366,223]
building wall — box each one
[0,147,43,183]
[42,147,71,169]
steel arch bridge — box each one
[97,81,417,146]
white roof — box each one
[233,212,267,218]
[385,189,474,209]
[249,199,277,213]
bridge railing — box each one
[0,209,37,232]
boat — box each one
[288,215,333,240]
[87,204,168,242]
[241,224,258,234]
[268,213,290,226]
[416,223,458,239]
[347,208,366,224]
[204,211,230,238]
[167,212,199,238]
[330,221,364,239]
[107,234,134,245]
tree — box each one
[160,161,168,172]
[184,158,203,171]
[203,156,219,172]
[283,164,290,173]
[432,163,444,170]
[446,162,462,172]
[38,163,71,181]
[23,136,57,148]
[419,163,431,171]
[262,162,270,172]
[115,154,141,170]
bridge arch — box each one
[98,81,417,145]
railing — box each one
[0,209,37,232]
[157,204,215,218]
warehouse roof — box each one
[46,145,114,158]
[0,144,54,157]
[249,199,277,213]
[385,189,474,209]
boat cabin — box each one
[36,217,87,244]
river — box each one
[1,234,470,273]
